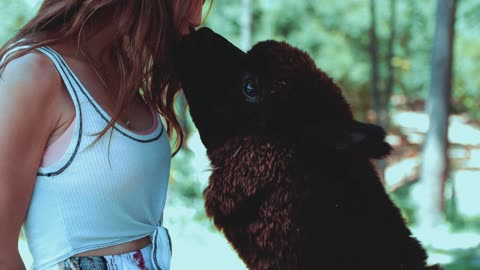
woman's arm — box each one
[0,52,61,270]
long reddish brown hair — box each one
[0,0,212,156]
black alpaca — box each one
[176,27,441,270]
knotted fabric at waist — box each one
[149,225,173,270]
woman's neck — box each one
[63,9,119,66]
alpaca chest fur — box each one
[205,138,432,270]
[205,137,300,269]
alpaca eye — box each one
[243,79,259,98]
[276,81,287,88]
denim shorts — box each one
[59,244,154,270]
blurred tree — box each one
[240,0,253,51]
[384,0,397,128]
[374,0,399,178]
[416,0,457,228]
[369,0,381,125]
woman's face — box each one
[173,0,205,36]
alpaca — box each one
[176,27,441,270]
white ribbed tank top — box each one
[5,47,173,270]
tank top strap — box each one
[35,47,86,105]
[37,47,165,143]
[35,47,83,177]
[0,44,31,66]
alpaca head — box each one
[176,27,391,158]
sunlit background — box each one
[2,0,480,269]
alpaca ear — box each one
[335,120,393,159]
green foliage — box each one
[452,13,480,118]
[0,0,36,45]
[205,0,480,120]
[444,247,480,270]
[389,182,418,225]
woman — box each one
[0,0,209,269]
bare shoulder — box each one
[0,49,64,143]
[1,50,61,94]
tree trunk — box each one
[384,0,397,129]
[416,0,456,228]
[369,0,381,126]
[369,0,389,181]
[240,0,252,51]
